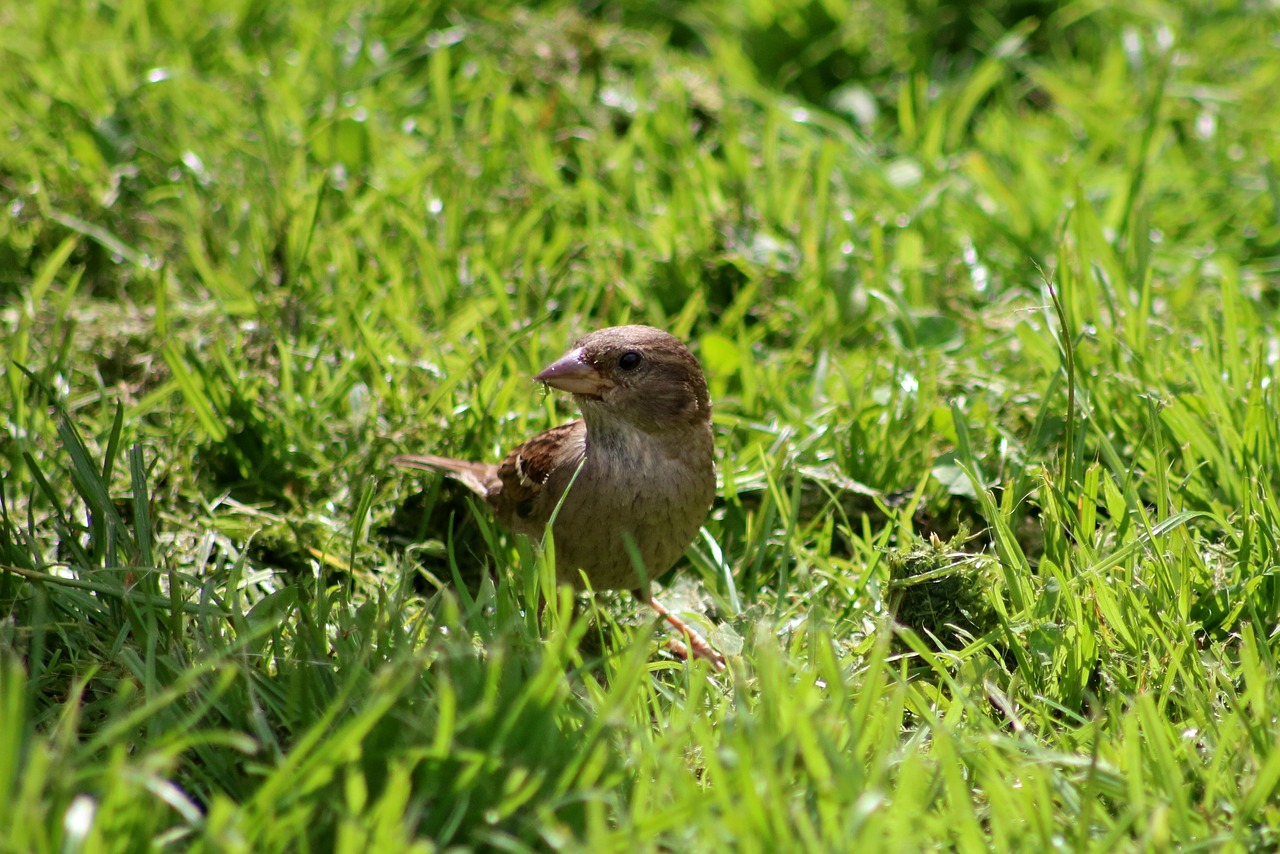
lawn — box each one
[3,0,1280,849]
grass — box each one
[3,0,1280,849]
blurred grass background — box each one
[3,0,1280,849]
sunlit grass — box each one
[3,0,1280,849]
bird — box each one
[391,325,724,669]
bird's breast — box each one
[548,424,714,590]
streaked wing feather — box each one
[496,421,584,513]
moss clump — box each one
[887,528,997,650]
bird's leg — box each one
[642,592,726,671]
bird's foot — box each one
[648,597,726,671]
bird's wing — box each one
[494,420,586,523]
[390,453,501,500]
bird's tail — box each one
[390,453,499,499]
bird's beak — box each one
[535,347,614,396]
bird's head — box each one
[535,325,711,433]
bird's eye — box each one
[618,351,642,371]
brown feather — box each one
[389,453,499,500]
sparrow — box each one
[392,325,724,669]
